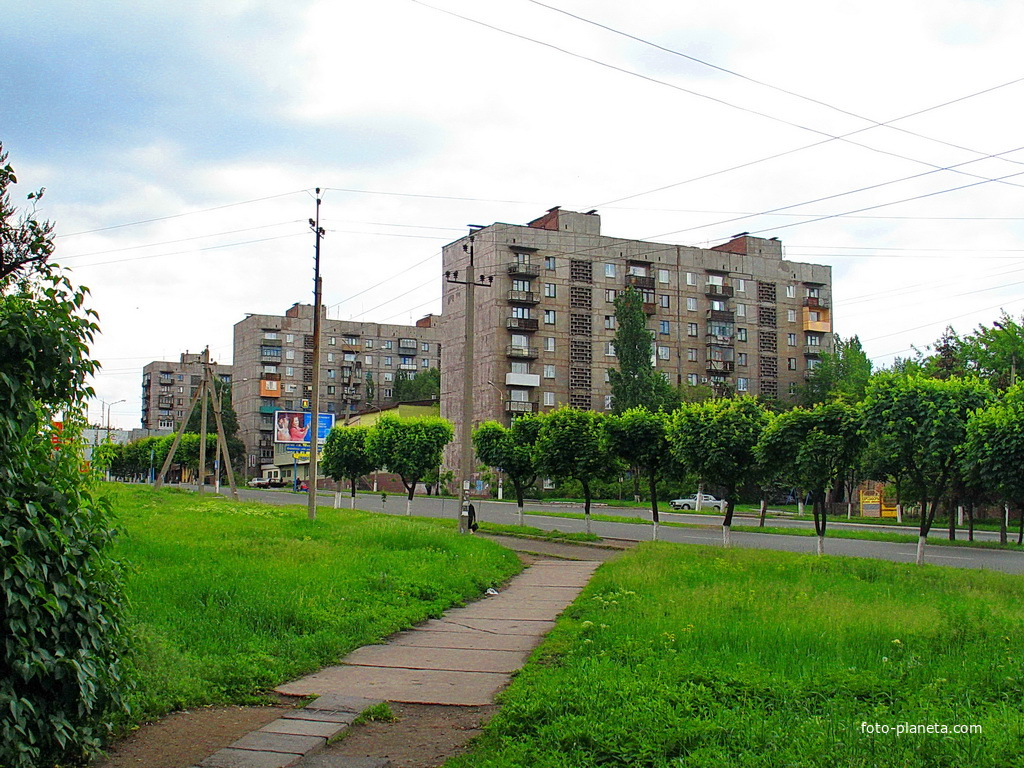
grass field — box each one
[103,484,521,723]
[450,544,1024,767]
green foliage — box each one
[453,544,1024,768]
[962,384,1024,509]
[1,149,128,766]
[473,414,541,511]
[321,425,377,495]
[800,335,872,405]
[602,407,671,523]
[608,287,677,413]
[535,408,619,520]
[367,414,453,499]
[393,367,440,402]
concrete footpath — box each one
[193,539,611,768]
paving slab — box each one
[342,645,529,673]
[259,718,349,739]
[282,711,358,725]
[200,747,303,768]
[279,666,509,706]
[424,617,556,635]
[442,602,574,622]
[303,694,384,714]
[230,732,325,755]
[385,629,540,651]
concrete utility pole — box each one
[307,189,326,521]
[445,229,493,533]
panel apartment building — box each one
[141,352,233,430]
[440,207,832,467]
[233,303,442,473]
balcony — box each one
[506,317,539,331]
[259,405,278,414]
[505,400,537,414]
[804,345,823,357]
[507,289,539,305]
[706,333,735,346]
[506,345,539,359]
[803,296,830,309]
[705,283,735,298]
[706,360,735,373]
[625,274,655,290]
[642,302,657,315]
[398,339,417,350]
[505,372,541,387]
[507,261,540,277]
[399,363,418,371]
[707,309,736,322]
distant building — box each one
[439,206,833,472]
[82,426,172,465]
[232,303,441,478]
[141,352,232,431]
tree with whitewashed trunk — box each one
[602,407,672,540]
[667,397,768,547]
[321,425,377,509]
[366,414,453,515]
[863,373,992,565]
[473,413,540,527]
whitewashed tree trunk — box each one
[847,502,852,519]
[585,514,592,535]
[722,524,731,548]
[517,503,524,527]
[350,492,356,509]
[797,494,805,516]
[816,535,825,556]
[653,520,659,541]
[957,505,964,527]
[915,535,927,565]
[896,503,903,524]
[406,496,412,516]
[333,490,342,509]
[696,483,704,512]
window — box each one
[737,377,749,392]
[400,356,415,366]
[686,297,697,311]
[544,283,557,298]
[788,333,797,346]
[786,285,796,298]
[737,328,748,342]
[737,352,747,366]
[807,334,822,346]
[787,309,796,323]
[687,373,699,386]
[545,255,556,270]
[605,315,616,329]
[343,352,356,362]
[365,339,374,348]
[327,369,336,379]
[285,349,295,360]
[327,385,336,395]
[544,309,556,324]
[511,333,529,348]
[710,299,727,311]
[659,320,670,335]
[604,369,611,384]
[543,364,555,379]
[605,289,617,303]
[688,348,698,362]
[807,357,821,369]
[384,340,393,350]
[383,388,393,398]
[543,391,555,406]
[263,331,278,340]
[809,310,822,322]
[422,342,429,351]
[687,323,698,337]
[511,306,531,319]
[509,389,529,402]
[259,346,281,358]
[605,263,616,278]
[345,336,358,345]
[736,303,746,318]
[788,358,797,370]
[627,264,647,277]
[735,279,746,293]
[658,346,670,360]
[328,337,336,346]
[285,383,296,393]
[605,342,616,357]
[807,286,821,298]
[384,372,394,382]
[604,394,614,411]
[511,361,530,374]
[421,358,430,368]
[327,352,334,362]
[658,268,670,284]
[285,366,294,376]
[707,274,724,287]
[659,294,670,309]
[384,356,393,366]
[365,355,373,365]
[686,272,696,286]
[512,279,531,292]
[544,337,555,352]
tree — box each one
[1,144,129,767]
[863,374,992,564]
[321,425,377,508]
[473,413,541,526]
[602,407,671,539]
[367,414,453,514]
[535,408,618,534]
[667,397,769,546]
[365,371,376,404]
[393,367,440,402]
[800,335,872,405]
[608,287,677,413]
[756,402,863,555]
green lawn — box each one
[103,484,520,723]
[449,544,1024,767]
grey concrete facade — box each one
[232,303,441,474]
[440,207,833,472]
[141,353,233,431]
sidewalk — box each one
[192,551,603,768]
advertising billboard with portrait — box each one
[273,411,335,445]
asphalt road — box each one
[206,485,1024,574]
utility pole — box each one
[444,228,493,532]
[307,189,326,521]
[994,320,1018,388]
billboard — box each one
[273,411,335,445]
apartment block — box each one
[233,303,441,473]
[141,353,233,430]
[440,206,832,469]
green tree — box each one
[667,397,769,546]
[863,374,992,564]
[800,335,872,405]
[393,367,440,402]
[473,413,541,526]
[322,425,377,508]
[365,371,376,404]
[608,287,677,413]
[602,407,672,538]
[1,144,129,767]
[535,408,618,534]
[367,414,453,514]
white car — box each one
[669,494,725,511]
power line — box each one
[326,251,441,313]
[67,232,307,270]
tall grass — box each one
[451,544,1024,767]
[103,484,520,722]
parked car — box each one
[669,494,725,511]
[248,477,270,488]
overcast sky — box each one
[4,0,1024,428]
